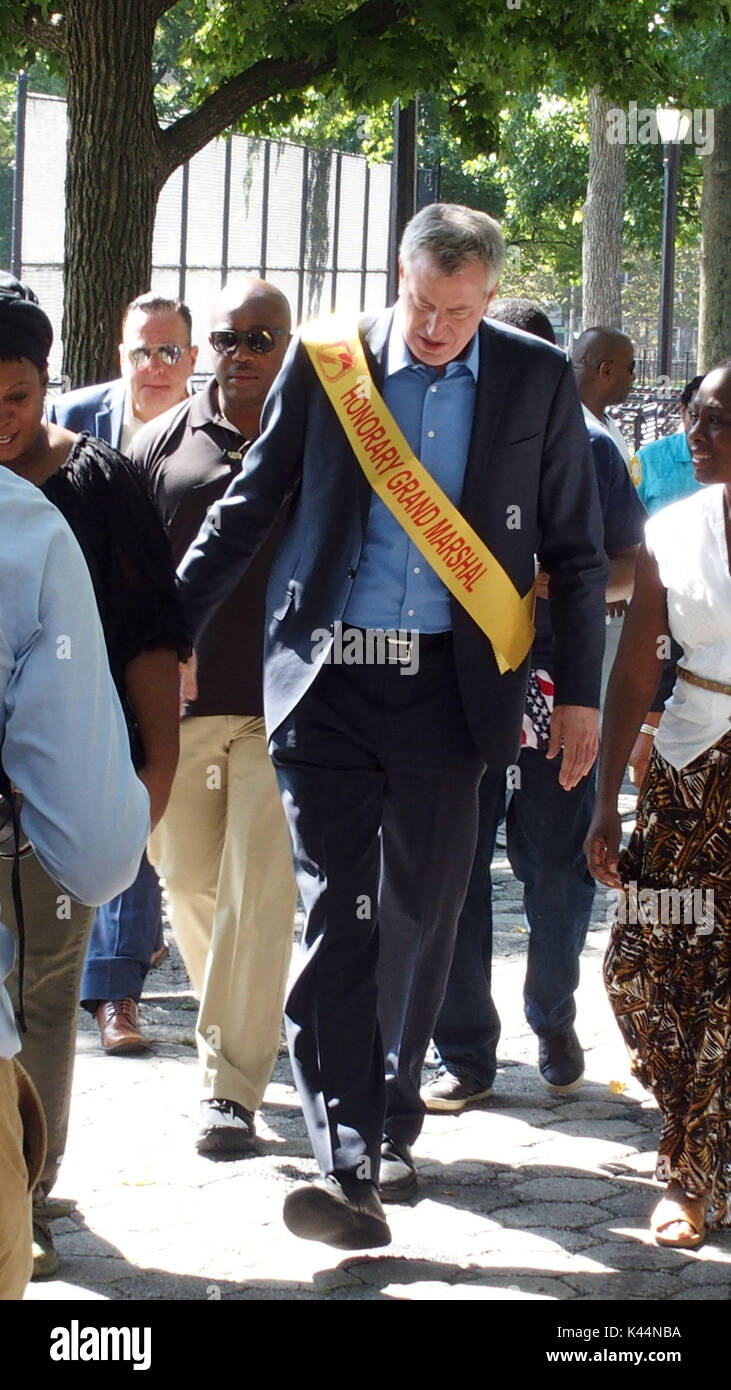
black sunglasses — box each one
[209,328,287,356]
[126,343,185,368]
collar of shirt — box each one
[120,388,146,454]
[385,303,480,383]
[190,377,250,450]
[123,388,138,433]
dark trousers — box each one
[271,638,484,1181]
[81,852,163,1008]
[433,748,596,1086]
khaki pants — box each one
[2,853,95,1194]
[149,716,296,1113]
[0,1058,45,1300]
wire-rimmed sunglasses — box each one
[126,343,186,368]
[209,328,287,356]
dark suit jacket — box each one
[177,311,608,765]
[48,378,126,449]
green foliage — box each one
[161,0,723,151]
[622,246,700,349]
[152,5,201,120]
[0,0,726,153]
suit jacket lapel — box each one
[460,320,511,517]
[361,308,392,390]
[99,381,126,450]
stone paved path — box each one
[25,796,731,1307]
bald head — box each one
[573,327,636,411]
[209,276,292,436]
[210,277,292,333]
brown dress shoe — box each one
[95,998,151,1055]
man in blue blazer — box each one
[178,204,608,1250]
[48,293,197,1056]
[48,292,197,451]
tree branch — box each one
[10,3,66,59]
[149,0,180,20]
[159,53,332,173]
[158,0,413,177]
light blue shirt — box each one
[343,309,479,632]
[636,430,702,515]
[0,470,149,1058]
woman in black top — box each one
[0,272,189,1275]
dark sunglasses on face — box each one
[126,343,186,368]
[209,328,287,356]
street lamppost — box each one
[656,106,691,381]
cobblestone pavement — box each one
[25,795,731,1307]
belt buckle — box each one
[385,635,412,664]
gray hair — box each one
[400,203,505,287]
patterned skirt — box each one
[603,729,731,1228]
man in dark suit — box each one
[178,204,608,1250]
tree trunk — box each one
[582,86,625,329]
[62,0,164,385]
[698,102,731,372]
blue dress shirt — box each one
[0,470,149,1058]
[343,309,479,632]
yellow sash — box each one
[302,317,535,674]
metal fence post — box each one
[178,160,190,302]
[260,141,271,279]
[360,163,370,312]
[10,71,28,278]
[331,152,342,312]
[297,147,309,322]
[221,135,232,286]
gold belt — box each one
[677,666,731,696]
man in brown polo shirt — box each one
[131,278,296,1154]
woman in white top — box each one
[586,360,731,1250]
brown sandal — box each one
[651,1189,707,1250]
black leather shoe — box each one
[283,1176,391,1250]
[538,1028,585,1093]
[196,1098,257,1155]
[379,1138,418,1202]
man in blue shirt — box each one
[0,468,149,1299]
[178,204,608,1249]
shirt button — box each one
[413,566,421,573]
[430,385,438,393]
[427,429,435,438]
[407,609,415,617]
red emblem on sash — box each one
[316,342,354,382]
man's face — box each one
[210,294,290,415]
[398,252,497,368]
[120,309,198,423]
[603,342,636,406]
